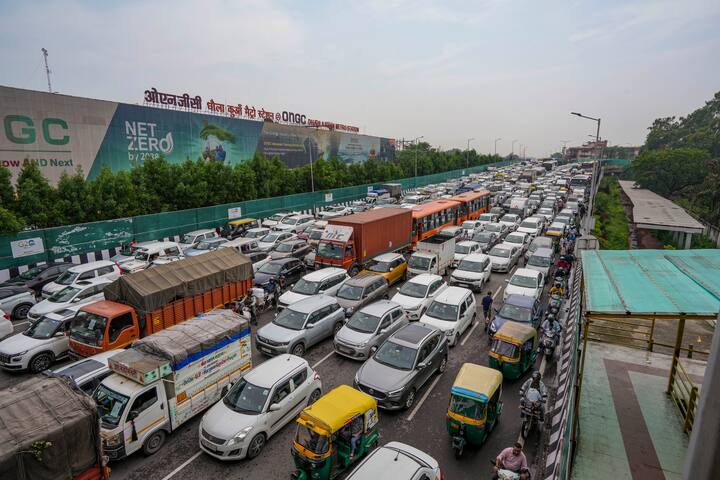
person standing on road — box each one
[482,292,494,331]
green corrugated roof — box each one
[581,249,720,316]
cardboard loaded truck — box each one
[315,208,412,276]
[69,248,252,358]
[0,376,110,480]
[93,310,252,460]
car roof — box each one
[184,228,215,236]
[433,286,470,304]
[463,253,489,262]
[290,214,314,220]
[346,272,386,287]
[506,232,526,238]
[303,267,346,281]
[139,241,180,251]
[54,348,126,376]
[247,227,270,232]
[360,300,401,316]
[268,257,299,266]
[494,242,517,250]
[68,260,116,273]
[532,247,554,257]
[288,294,336,313]
[504,294,535,307]
[282,239,306,245]
[245,354,308,388]
[223,237,258,246]
[391,323,436,347]
[514,268,541,278]
[0,285,33,295]
[347,442,435,479]
[374,252,403,262]
[199,237,227,244]
[457,241,478,247]
[407,273,441,286]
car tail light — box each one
[313,371,320,382]
[2,312,9,320]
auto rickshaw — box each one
[447,363,503,458]
[226,218,260,239]
[488,322,538,379]
[291,385,379,480]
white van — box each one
[41,260,120,298]
[178,229,218,251]
[120,241,183,274]
[221,237,260,255]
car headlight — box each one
[445,330,454,337]
[10,350,28,359]
[387,386,405,397]
[104,432,124,447]
[229,426,254,445]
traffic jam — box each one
[0,160,592,480]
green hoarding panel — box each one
[45,218,134,259]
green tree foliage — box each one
[631,148,709,198]
[56,168,91,225]
[592,177,629,250]
[0,207,24,235]
[15,163,58,228]
[0,166,15,210]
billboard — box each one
[0,86,395,184]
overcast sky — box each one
[1,0,719,156]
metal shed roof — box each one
[618,181,704,233]
[581,250,720,316]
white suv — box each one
[41,260,119,298]
[277,267,349,311]
[199,354,322,460]
[119,241,183,273]
[274,214,315,234]
[420,286,476,347]
[178,229,218,251]
[391,274,448,321]
[28,279,110,322]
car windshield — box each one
[449,394,485,420]
[55,270,79,286]
[510,275,538,288]
[398,281,428,298]
[309,230,323,240]
[346,311,381,334]
[48,286,81,303]
[245,230,266,238]
[194,241,215,250]
[479,214,494,221]
[408,255,431,270]
[492,339,520,358]
[374,340,417,370]
[180,234,197,244]
[281,217,299,225]
[20,266,45,280]
[528,255,552,267]
[70,311,108,346]
[461,221,476,230]
[269,214,285,222]
[455,244,472,254]
[498,303,531,322]
[502,215,518,223]
[275,242,296,253]
[295,425,329,454]
[367,260,392,273]
[24,317,62,339]
[426,301,459,321]
[337,284,363,301]
[520,221,537,229]
[273,308,308,330]
[223,378,269,415]
[473,232,494,243]
[262,233,281,243]
[135,251,151,261]
[317,242,343,260]
[485,224,501,232]
[258,263,283,275]
[506,236,523,244]
[292,278,321,295]
[457,259,484,272]
[489,247,510,258]
[93,384,130,427]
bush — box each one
[592,177,629,250]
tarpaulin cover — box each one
[104,248,252,315]
[581,249,720,316]
[129,309,248,368]
[0,376,102,480]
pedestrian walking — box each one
[482,292,494,331]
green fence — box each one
[0,160,513,270]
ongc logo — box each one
[3,115,70,145]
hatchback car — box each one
[257,231,297,252]
[452,241,481,268]
[517,217,544,237]
[419,286,476,347]
[449,253,492,292]
[51,349,125,395]
[504,232,529,255]
[183,237,229,257]
[0,286,36,319]
[28,279,110,322]
[269,239,313,260]
[199,354,322,460]
[391,274,448,320]
[41,260,120,298]
[334,301,408,360]
[503,268,544,301]
[242,227,272,239]
[354,323,448,410]
[489,294,543,336]
[277,268,349,311]
[526,247,555,282]
[526,236,554,260]
[345,442,442,480]
[459,220,482,237]
[262,212,295,228]
[256,295,345,357]
[361,253,407,286]
[487,243,521,272]
[499,214,521,231]
[253,258,306,288]
[335,273,389,318]
[178,228,218,251]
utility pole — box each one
[412,136,424,182]
[511,139,519,158]
[41,48,52,93]
[494,138,502,156]
[466,138,475,168]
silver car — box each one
[255,295,345,357]
[354,323,448,410]
[334,301,408,361]
[0,286,36,319]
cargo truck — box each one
[69,248,252,358]
[407,234,455,278]
[94,310,252,460]
[315,208,412,276]
[0,376,110,480]
[381,183,403,199]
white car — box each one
[0,310,74,372]
[242,227,271,239]
[391,274,448,320]
[41,260,120,298]
[452,241,481,268]
[257,232,297,252]
[459,220,482,238]
[0,308,12,340]
[420,286,476,347]
[487,243,521,272]
[517,217,544,237]
[499,214,522,231]
[28,279,109,322]
[51,349,125,395]
[178,228,218,251]
[450,253,492,292]
[504,232,529,255]
[199,354,322,460]
[262,212,295,228]
[345,442,442,480]
[274,214,315,233]
[119,241,183,273]
[536,208,555,223]
[476,213,499,227]
[504,268,545,302]
[318,205,352,219]
[277,268,349,311]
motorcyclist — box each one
[493,442,530,480]
[541,314,563,349]
[520,371,547,423]
[549,281,564,297]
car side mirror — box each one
[379,328,388,335]
[269,403,282,412]
[128,410,139,421]
[370,345,378,353]
[416,362,427,370]
[71,297,81,303]
[504,279,509,283]
[306,323,315,329]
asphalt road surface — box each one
[0,261,560,480]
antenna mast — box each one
[41,48,52,93]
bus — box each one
[410,199,461,247]
[450,190,492,223]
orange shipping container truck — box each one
[68,248,252,358]
[315,208,412,276]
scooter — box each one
[520,388,544,438]
[540,330,556,360]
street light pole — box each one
[412,136,424,183]
[511,139,519,158]
[466,137,475,168]
[571,112,601,142]
[494,137,502,156]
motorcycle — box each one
[520,388,544,438]
[548,293,563,313]
[540,330,556,360]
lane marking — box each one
[13,321,29,328]
[312,351,335,369]
[160,451,202,480]
[460,320,479,346]
[406,374,443,422]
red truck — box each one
[315,208,412,276]
[68,248,252,358]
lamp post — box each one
[518,143,524,160]
[571,112,601,142]
[412,136,424,183]
[466,137,475,168]
[511,139,519,158]
[494,137,502,156]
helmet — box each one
[531,371,542,382]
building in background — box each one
[564,140,640,161]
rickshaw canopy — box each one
[298,385,377,435]
[228,218,257,226]
[451,363,502,403]
[495,321,537,345]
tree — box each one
[631,148,709,198]
[15,162,58,228]
[0,166,15,209]
[56,168,91,225]
[0,207,24,235]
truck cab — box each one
[316,225,357,273]
[69,301,139,358]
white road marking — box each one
[160,451,202,480]
[312,351,335,369]
[13,321,29,328]
[460,320,479,346]
[406,374,443,422]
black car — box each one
[472,231,500,253]
[269,239,313,260]
[253,257,306,288]
[1,262,75,294]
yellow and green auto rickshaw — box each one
[291,385,379,480]
[489,322,538,379]
[227,218,260,239]
[447,363,503,458]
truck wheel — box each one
[12,303,32,320]
[29,352,54,373]
[247,433,266,459]
[142,430,166,456]
[292,343,306,357]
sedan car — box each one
[471,231,500,253]
[361,253,407,286]
[499,214,522,231]
[517,217,544,237]
[253,258,306,289]
[354,323,448,410]
[0,286,36,319]
[504,232,530,255]
[419,286,476,347]
[487,243,521,272]
[476,213,499,227]
[183,237,229,257]
[503,268,544,301]
[345,442,442,480]
[269,239,313,260]
[257,232,297,252]
[483,222,510,240]
[334,301,408,360]
[335,273,389,318]
[391,274,448,321]
[318,205,352,219]
[242,227,272,239]
[27,279,109,322]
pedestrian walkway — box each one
[572,342,706,480]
